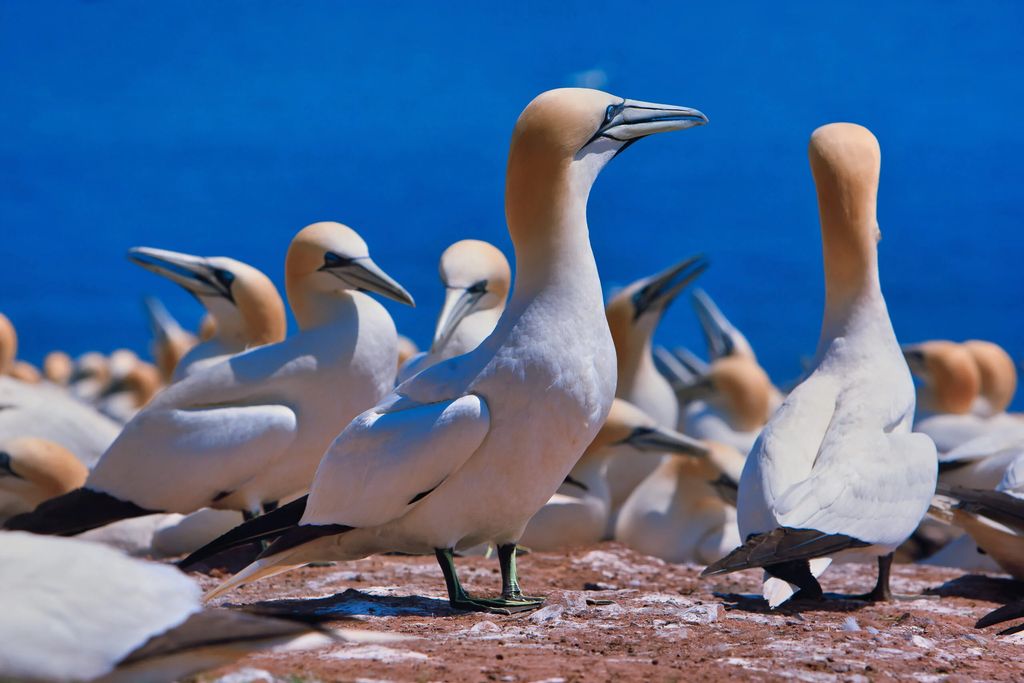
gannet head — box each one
[605,256,708,377]
[809,123,882,294]
[43,351,73,386]
[70,351,110,387]
[0,437,87,513]
[903,340,981,414]
[286,222,414,322]
[962,340,1017,415]
[0,313,16,375]
[707,356,773,431]
[691,289,756,361]
[585,398,708,458]
[506,89,707,241]
[101,359,163,408]
[431,239,512,349]
[129,247,287,348]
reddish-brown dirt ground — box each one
[191,543,1024,683]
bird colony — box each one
[1,88,1021,682]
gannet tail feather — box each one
[178,495,309,569]
[701,527,870,577]
[3,487,157,536]
[936,485,1024,529]
[203,524,352,603]
[976,600,1024,634]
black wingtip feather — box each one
[702,527,870,577]
[178,495,309,570]
[976,600,1024,632]
[3,487,156,536]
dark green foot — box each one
[449,594,545,615]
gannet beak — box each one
[129,247,235,302]
[621,425,709,457]
[320,254,415,307]
[901,344,927,376]
[671,347,712,377]
[692,289,736,359]
[0,451,24,479]
[632,255,708,319]
[432,281,487,348]
[596,100,709,143]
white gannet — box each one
[702,123,937,607]
[129,246,287,381]
[143,296,199,384]
[0,531,390,683]
[188,88,708,614]
[0,437,87,522]
[603,257,709,530]
[519,398,709,551]
[0,376,121,469]
[5,221,413,533]
[42,350,74,386]
[616,439,746,564]
[97,357,163,424]
[397,239,512,383]
[68,351,111,403]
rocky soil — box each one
[191,543,1024,683]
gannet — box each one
[5,221,413,533]
[397,239,512,382]
[519,398,710,551]
[42,350,74,386]
[97,359,163,423]
[129,246,287,381]
[907,340,1020,452]
[0,376,121,468]
[0,437,87,522]
[702,123,937,607]
[69,351,111,403]
[0,531,391,683]
[143,296,199,383]
[189,88,708,613]
[0,313,42,384]
[616,439,746,563]
[603,257,708,530]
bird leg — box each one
[846,553,933,602]
[497,543,545,604]
[434,547,543,615]
[765,560,824,601]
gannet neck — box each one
[286,285,359,331]
[809,123,889,348]
[0,313,16,375]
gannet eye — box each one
[213,269,235,287]
[466,280,488,295]
[322,252,355,269]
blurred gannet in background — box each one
[603,257,708,533]
[964,340,1018,418]
[0,375,121,469]
[69,351,111,403]
[0,531,395,683]
[520,398,709,551]
[396,334,420,370]
[398,239,511,382]
[0,437,87,522]
[129,246,287,381]
[42,350,74,386]
[703,123,937,607]
[143,296,199,383]
[0,313,42,383]
[5,221,413,535]
[616,438,745,563]
[188,88,708,614]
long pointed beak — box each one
[143,296,183,343]
[129,247,229,299]
[691,289,737,360]
[432,285,485,349]
[632,255,708,319]
[324,257,415,307]
[671,347,711,377]
[653,346,698,389]
[602,100,709,141]
[622,425,709,457]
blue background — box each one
[2,2,1021,405]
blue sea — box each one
[2,2,1022,407]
